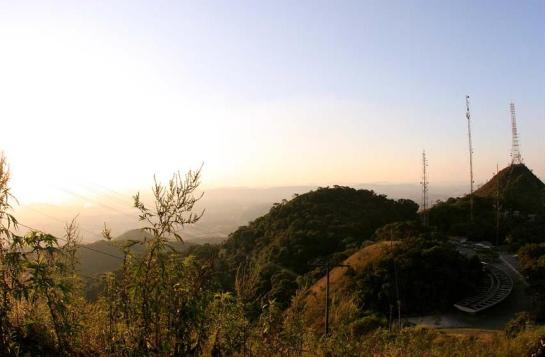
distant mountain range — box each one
[77,228,224,276]
[30,163,545,281]
[16,183,471,244]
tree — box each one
[0,153,19,355]
[0,154,82,356]
[100,167,217,355]
[518,244,545,321]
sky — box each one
[0,0,543,206]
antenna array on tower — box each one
[510,103,523,165]
[495,163,500,246]
[466,96,474,222]
[420,150,429,225]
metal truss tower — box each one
[420,150,429,225]
[510,103,523,165]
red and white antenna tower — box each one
[510,102,523,165]
[466,96,474,222]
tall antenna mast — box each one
[466,96,474,222]
[496,163,500,246]
[420,150,429,226]
[510,102,522,165]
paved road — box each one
[409,241,531,330]
[499,254,529,286]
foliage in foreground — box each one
[0,153,544,356]
[310,325,543,357]
[518,243,545,322]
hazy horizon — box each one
[1,1,544,234]
[14,180,475,243]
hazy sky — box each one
[0,0,543,205]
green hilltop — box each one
[428,163,545,242]
[220,186,419,306]
[474,163,545,214]
[112,228,154,242]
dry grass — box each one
[302,326,543,357]
[303,241,396,328]
[439,328,500,343]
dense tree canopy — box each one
[352,234,483,315]
[220,186,419,306]
[518,243,545,322]
[427,196,497,241]
[475,164,545,215]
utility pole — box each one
[312,262,349,336]
[390,231,401,331]
[393,247,401,330]
[420,150,429,226]
[466,96,475,222]
[325,265,331,335]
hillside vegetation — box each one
[303,241,394,329]
[220,186,419,306]
[303,235,483,331]
[474,164,545,214]
[428,163,545,242]
[2,152,544,356]
[352,235,483,315]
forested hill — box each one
[303,237,482,329]
[77,230,195,276]
[474,163,545,213]
[112,228,153,242]
[428,163,545,243]
[220,186,419,305]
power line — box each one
[77,183,220,237]
[58,186,218,238]
[29,198,206,241]
[22,205,109,241]
[16,182,218,269]
[20,195,213,260]
[16,222,124,261]
[82,182,134,206]
[9,185,215,275]
[59,188,138,220]
[14,222,115,281]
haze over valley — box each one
[0,1,543,356]
[14,182,473,243]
